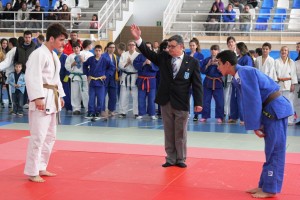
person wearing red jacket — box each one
[63,31,82,55]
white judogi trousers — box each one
[224,83,232,116]
[119,85,138,115]
[70,80,89,112]
[24,110,57,176]
[281,90,295,123]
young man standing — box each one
[217,50,293,198]
[24,23,68,183]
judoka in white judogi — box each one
[255,55,277,81]
[275,56,298,124]
[118,49,139,116]
[24,44,65,177]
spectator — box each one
[222,4,236,35]
[17,2,30,29]
[57,46,72,111]
[239,4,251,35]
[83,44,115,119]
[101,42,119,117]
[255,42,277,81]
[46,9,58,26]
[255,47,262,58]
[65,42,89,115]
[204,4,221,35]
[2,3,14,29]
[89,14,99,34]
[0,38,12,108]
[133,42,159,120]
[213,0,225,13]
[153,41,159,53]
[118,40,140,118]
[199,45,224,123]
[30,5,44,29]
[54,0,67,11]
[229,0,247,12]
[8,62,25,116]
[186,37,204,121]
[63,31,82,55]
[13,0,23,11]
[58,4,70,27]
[0,38,19,111]
[274,46,298,125]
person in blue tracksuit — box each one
[199,45,224,123]
[229,42,254,124]
[83,45,115,118]
[101,42,119,116]
[58,46,72,111]
[217,50,293,199]
[133,42,159,119]
[186,38,204,121]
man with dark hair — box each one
[14,30,37,108]
[63,31,82,55]
[217,50,293,198]
[24,23,68,183]
[131,24,203,168]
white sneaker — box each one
[23,104,29,109]
[151,116,157,120]
[136,115,143,119]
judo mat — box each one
[0,129,299,200]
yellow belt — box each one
[90,75,106,80]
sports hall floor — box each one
[0,99,300,200]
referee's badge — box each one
[184,72,190,79]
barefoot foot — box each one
[28,175,45,183]
[246,188,262,194]
[251,190,276,198]
[39,171,57,177]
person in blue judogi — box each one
[199,45,224,123]
[217,50,293,199]
[186,38,204,121]
[133,43,159,120]
[58,46,72,111]
[83,45,115,118]
[229,42,254,125]
[101,42,119,116]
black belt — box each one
[123,71,137,90]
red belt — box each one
[138,76,155,92]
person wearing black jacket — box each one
[131,24,203,168]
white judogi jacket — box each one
[25,44,65,114]
[275,58,298,91]
[255,55,277,81]
[65,52,87,82]
[0,47,16,78]
[80,49,94,61]
[119,51,139,87]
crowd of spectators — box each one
[204,0,259,35]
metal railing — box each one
[163,0,184,36]
[163,12,300,44]
[0,1,130,40]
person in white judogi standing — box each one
[118,40,139,118]
[275,46,298,125]
[65,42,89,115]
[24,23,68,183]
[255,42,277,81]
